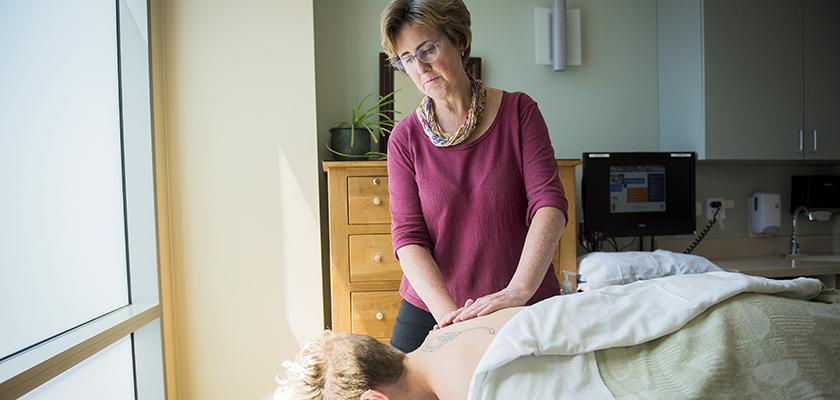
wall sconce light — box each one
[535,0,581,71]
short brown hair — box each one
[380,0,472,66]
[274,330,406,400]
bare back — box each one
[409,307,524,400]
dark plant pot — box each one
[329,127,372,160]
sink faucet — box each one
[790,206,816,256]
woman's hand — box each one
[437,286,531,328]
[434,298,475,329]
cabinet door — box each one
[803,0,840,160]
[703,0,803,160]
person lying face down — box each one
[273,306,524,400]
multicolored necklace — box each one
[416,77,487,147]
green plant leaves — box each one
[333,90,401,129]
[329,89,403,159]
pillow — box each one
[577,250,723,291]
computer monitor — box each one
[582,152,696,238]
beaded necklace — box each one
[416,77,487,147]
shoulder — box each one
[388,111,421,148]
[493,90,539,116]
[501,90,535,103]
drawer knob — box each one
[372,196,382,206]
[372,177,381,185]
[375,312,384,321]
[373,254,382,263]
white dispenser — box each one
[750,192,781,235]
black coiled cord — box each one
[685,204,721,254]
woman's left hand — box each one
[434,298,475,330]
[448,286,531,325]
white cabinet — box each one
[658,0,840,161]
[802,0,840,160]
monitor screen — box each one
[582,152,696,238]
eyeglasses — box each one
[391,37,442,73]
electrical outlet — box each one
[722,199,736,209]
[706,198,725,220]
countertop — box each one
[712,255,840,278]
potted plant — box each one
[328,90,399,161]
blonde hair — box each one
[273,330,406,400]
[380,0,472,66]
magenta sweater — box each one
[387,91,569,312]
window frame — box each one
[0,0,165,398]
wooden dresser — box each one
[323,160,580,342]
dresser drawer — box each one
[348,176,390,224]
[351,291,401,338]
[349,234,402,282]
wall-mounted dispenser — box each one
[791,175,840,213]
[750,192,781,236]
[790,175,840,255]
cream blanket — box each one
[467,271,823,400]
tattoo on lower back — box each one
[420,327,496,353]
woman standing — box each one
[381,0,568,352]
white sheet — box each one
[467,271,823,400]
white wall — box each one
[161,0,323,398]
